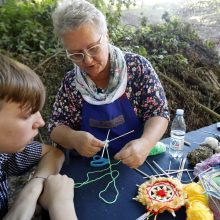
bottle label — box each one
[170,137,184,150]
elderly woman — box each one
[48,0,169,168]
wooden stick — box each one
[186,169,193,182]
[177,158,183,180]
[108,130,135,143]
[177,157,186,181]
[153,161,171,178]
[168,160,172,173]
[147,169,191,178]
[166,169,194,172]
[136,212,151,220]
[33,49,63,72]
[134,168,151,179]
[101,129,110,157]
[145,160,159,175]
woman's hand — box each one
[73,131,105,157]
[114,138,151,168]
[50,125,104,157]
[115,117,169,168]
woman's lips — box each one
[86,65,95,69]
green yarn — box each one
[74,147,121,204]
[149,142,167,156]
[74,141,166,203]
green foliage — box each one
[0,0,136,56]
[204,39,215,49]
[0,0,57,56]
[90,0,136,34]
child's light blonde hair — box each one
[0,54,45,113]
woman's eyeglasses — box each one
[66,34,104,62]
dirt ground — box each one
[122,0,220,56]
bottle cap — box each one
[176,109,184,115]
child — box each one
[0,54,77,220]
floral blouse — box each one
[48,52,169,133]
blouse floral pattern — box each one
[48,52,169,133]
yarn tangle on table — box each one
[74,145,121,204]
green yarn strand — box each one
[74,147,121,204]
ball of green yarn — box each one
[149,142,166,156]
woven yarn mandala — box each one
[135,177,186,217]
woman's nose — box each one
[83,53,93,64]
[33,112,45,129]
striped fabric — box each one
[0,141,42,218]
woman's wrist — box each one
[138,137,154,156]
[70,130,81,150]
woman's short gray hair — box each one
[52,0,108,37]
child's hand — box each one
[39,174,77,220]
[39,174,74,210]
[3,177,44,220]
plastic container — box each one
[169,109,186,159]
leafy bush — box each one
[1,0,219,141]
[0,0,57,57]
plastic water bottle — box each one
[169,109,186,159]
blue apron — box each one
[81,93,143,156]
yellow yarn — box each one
[183,182,214,220]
